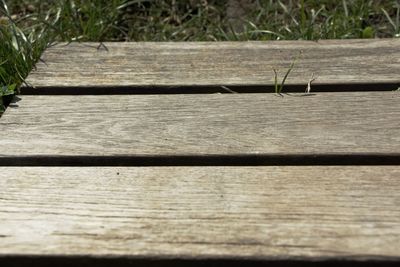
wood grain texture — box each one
[0,92,399,159]
[25,39,400,91]
[0,166,399,260]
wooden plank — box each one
[0,166,399,260]
[24,39,400,92]
[0,92,399,161]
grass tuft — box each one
[382,2,400,37]
[273,51,302,94]
[0,0,49,110]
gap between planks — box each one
[2,257,399,267]
[0,155,399,166]
[20,84,400,95]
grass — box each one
[1,0,400,104]
[0,0,48,110]
[273,51,302,94]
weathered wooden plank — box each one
[0,166,399,260]
[24,39,400,92]
[0,92,399,161]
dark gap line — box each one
[20,83,400,95]
[1,154,399,166]
[0,256,399,267]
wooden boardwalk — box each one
[0,39,399,266]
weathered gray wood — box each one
[0,166,399,259]
[0,92,399,159]
[25,39,400,91]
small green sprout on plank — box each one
[273,51,302,95]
